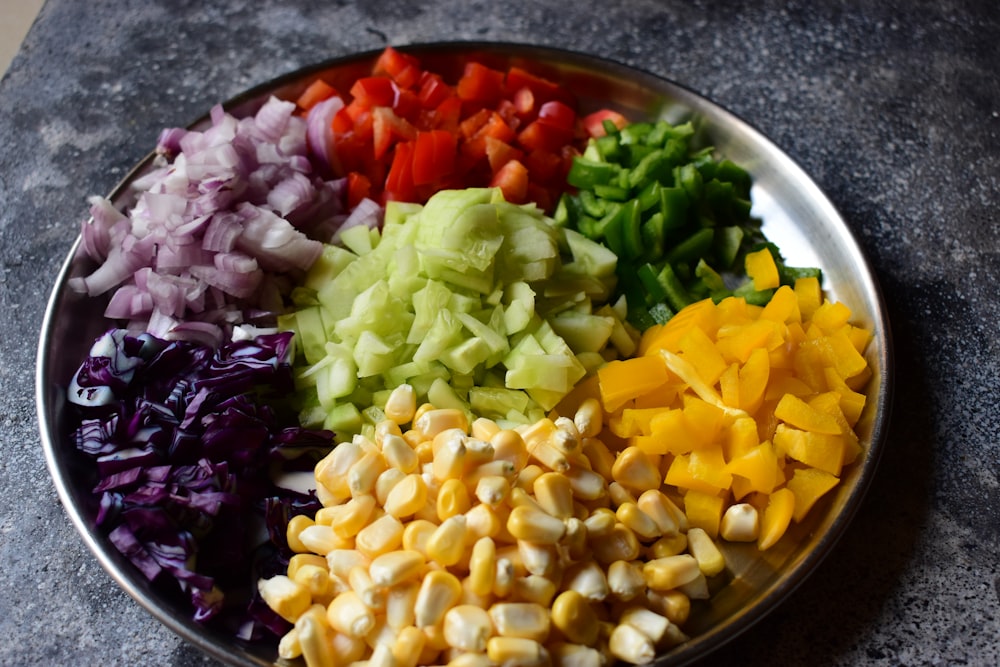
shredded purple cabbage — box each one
[68,328,331,635]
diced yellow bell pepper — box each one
[825,328,869,380]
[793,276,822,319]
[647,408,697,455]
[774,394,843,435]
[688,444,733,491]
[773,424,844,476]
[810,300,853,333]
[665,454,725,495]
[758,487,795,550]
[598,355,670,412]
[738,347,771,414]
[785,467,839,522]
[716,318,783,364]
[821,368,867,427]
[681,396,728,446]
[639,298,719,355]
[760,285,801,323]
[719,362,741,409]
[724,416,760,461]
[745,248,780,290]
[682,490,727,539]
[725,441,781,495]
[678,325,728,385]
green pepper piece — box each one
[676,163,704,201]
[779,265,823,285]
[602,119,621,136]
[595,134,621,161]
[656,263,694,312]
[593,183,630,201]
[636,180,662,213]
[660,186,689,231]
[579,190,606,218]
[637,263,668,304]
[628,150,671,189]
[714,225,745,268]
[568,157,618,189]
[666,228,715,266]
[618,199,643,260]
[620,122,653,145]
[596,203,625,255]
[640,212,666,262]
[734,280,775,306]
[715,158,752,196]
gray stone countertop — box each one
[1,0,997,665]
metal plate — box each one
[36,42,892,666]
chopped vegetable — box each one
[70,98,347,346]
[278,187,636,436]
[301,46,585,210]
[259,397,695,665]
[583,282,871,547]
[555,117,821,330]
[67,328,333,633]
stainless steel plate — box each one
[36,42,892,666]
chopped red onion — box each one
[71,95,358,346]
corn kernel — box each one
[611,447,661,493]
[512,574,557,607]
[507,504,566,544]
[315,441,363,501]
[533,472,575,519]
[299,524,352,555]
[607,481,637,508]
[382,433,420,474]
[384,473,429,518]
[468,537,497,597]
[493,557,515,598]
[475,475,511,507]
[369,549,426,588]
[427,515,469,566]
[491,429,530,470]
[648,532,688,559]
[402,519,438,556]
[686,527,726,576]
[291,563,335,602]
[325,549,370,579]
[551,590,600,646]
[348,564,386,610]
[486,636,548,666]
[581,437,615,480]
[720,502,759,542]
[277,626,301,660]
[591,522,640,564]
[415,569,463,627]
[549,642,604,667]
[616,502,662,541]
[295,605,336,667]
[574,398,604,439]
[416,408,470,439]
[636,489,681,535]
[355,513,404,559]
[332,493,378,539]
[287,553,329,581]
[385,384,417,425]
[471,416,501,441]
[517,539,558,578]
[391,625,426,667]
[464,503,502,540]
[432,431,468,482]
[434,477,469,519]
[620,605,671,644]
[564,465,607,501]
[582,507,616,538]
[386,580,420,630]
[607,560,646,601]
[563,560,609,602]
[325,590,375,638]
[489,602,551,642]
[444,604,494,652]
[608,622,655,664]
[348,450,387,497]
[643,554,701,591]
[286,514,316,554]
[258,575,311,623]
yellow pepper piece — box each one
[745,248,780,290]
[639,298,719,355]
[810,300,853,333]
[760,285,801,323]
[793,276,822,319]
[598,355,670,412]
[737,347,770,415]
[726,441,781,495]
[677,325,727,385]
[758,487,795,550]
[773,425,845,476]
[774,394,843,435]
[786,467,839,522]
[682,490,726,539]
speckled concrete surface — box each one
[1,0,997,665]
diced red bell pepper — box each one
[347,172,372,208]
[537,100,576,131]
[505,66,576,107]
[295,79,337,112]
[582,109,629,137]
[490,159,529,203]
[517,118,574,154]
[524,149,564,185]
[411,130,457,186]
[456,62,506,104]
[384,140,416,202]
[350,76,397,108]
[484,136,524,172]
[373,46,422,89]
[372,107,416,160]
[431,96,463,133]
[418,72,453,109]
